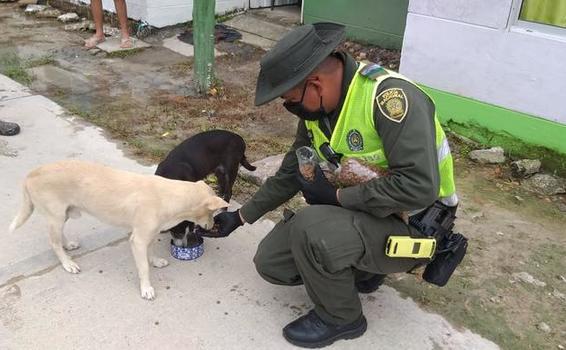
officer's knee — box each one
[288,207,325,245]
[253,247,299,285]
[253,248,271,278]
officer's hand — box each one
[206,210,244,238]
[297,165,340,206]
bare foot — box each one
[120,37,134,49]
[84,35,105,49]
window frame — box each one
[509,0,566,41]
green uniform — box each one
[241,52,454,325]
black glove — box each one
[297,165,340,206]
[204,210,243,238]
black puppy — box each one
[155,130,256,245]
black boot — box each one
[355,274,386,294]
[0,120,20,136]
[282,310,367,348]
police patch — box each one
[347,129,364,151]
[376,88,408,123]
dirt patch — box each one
[338,40,401,71]
[386,140,566,350]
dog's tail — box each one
[9,181,34,233]
[240,155,256,171]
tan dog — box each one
[9,160,228,300]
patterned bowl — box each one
[170,238,204,261]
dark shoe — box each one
[0,120,20,136]
[282,310,367,348]
[355,274,386,294]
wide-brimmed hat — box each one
[254,22,345,106]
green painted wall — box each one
[302,0,409,49]
[423,85,566,173]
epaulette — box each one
[359,62,388,80]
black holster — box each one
[409,201,468,287]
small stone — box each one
[489,296,500,303]
[24,4,48,14]
[514,195,524,203]
[552,289,565,300]
[559,275,566,283]
[58,13,80,23]
[557,202,566,212]
[496,231,504,236]
[469,147,506,164]
[64,20,93,32]
[239,154,284,186]
[558,344,564,349]
[471,212,485,223]
[89,48,102,55]
[36,8,63,18]
[512,272,546,287]
[522,174,566,196]
[511,159,541,178]
[537,322,551,333]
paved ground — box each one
[0,74,500,349]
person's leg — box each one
[85,0,105,48]
[113,0,132,48]
[287,205,425,325]
[254,212,303,286]
[287,205,365,325]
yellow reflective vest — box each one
[305,63,458,207]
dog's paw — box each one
[62,260,81,274]
[140,286,156,300]
[151,257,169,268]
[64,241,80,251]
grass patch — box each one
[0,52,33,85]
[27,55,55,68]
[446,121,566,177]
[215,8,246,23]
[169,60,194,76]
[0,52,56,86]
[387,226,566,350]
[106,48,145,59]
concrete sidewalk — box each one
[0,74,498,350]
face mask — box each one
[283,83,329,121]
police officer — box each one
[213,22,458,348]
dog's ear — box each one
[205,196,229,211]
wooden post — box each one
[193,0,216,94]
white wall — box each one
[249,0,298,8]
[80,0,247,28]
[400,0,566,125]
